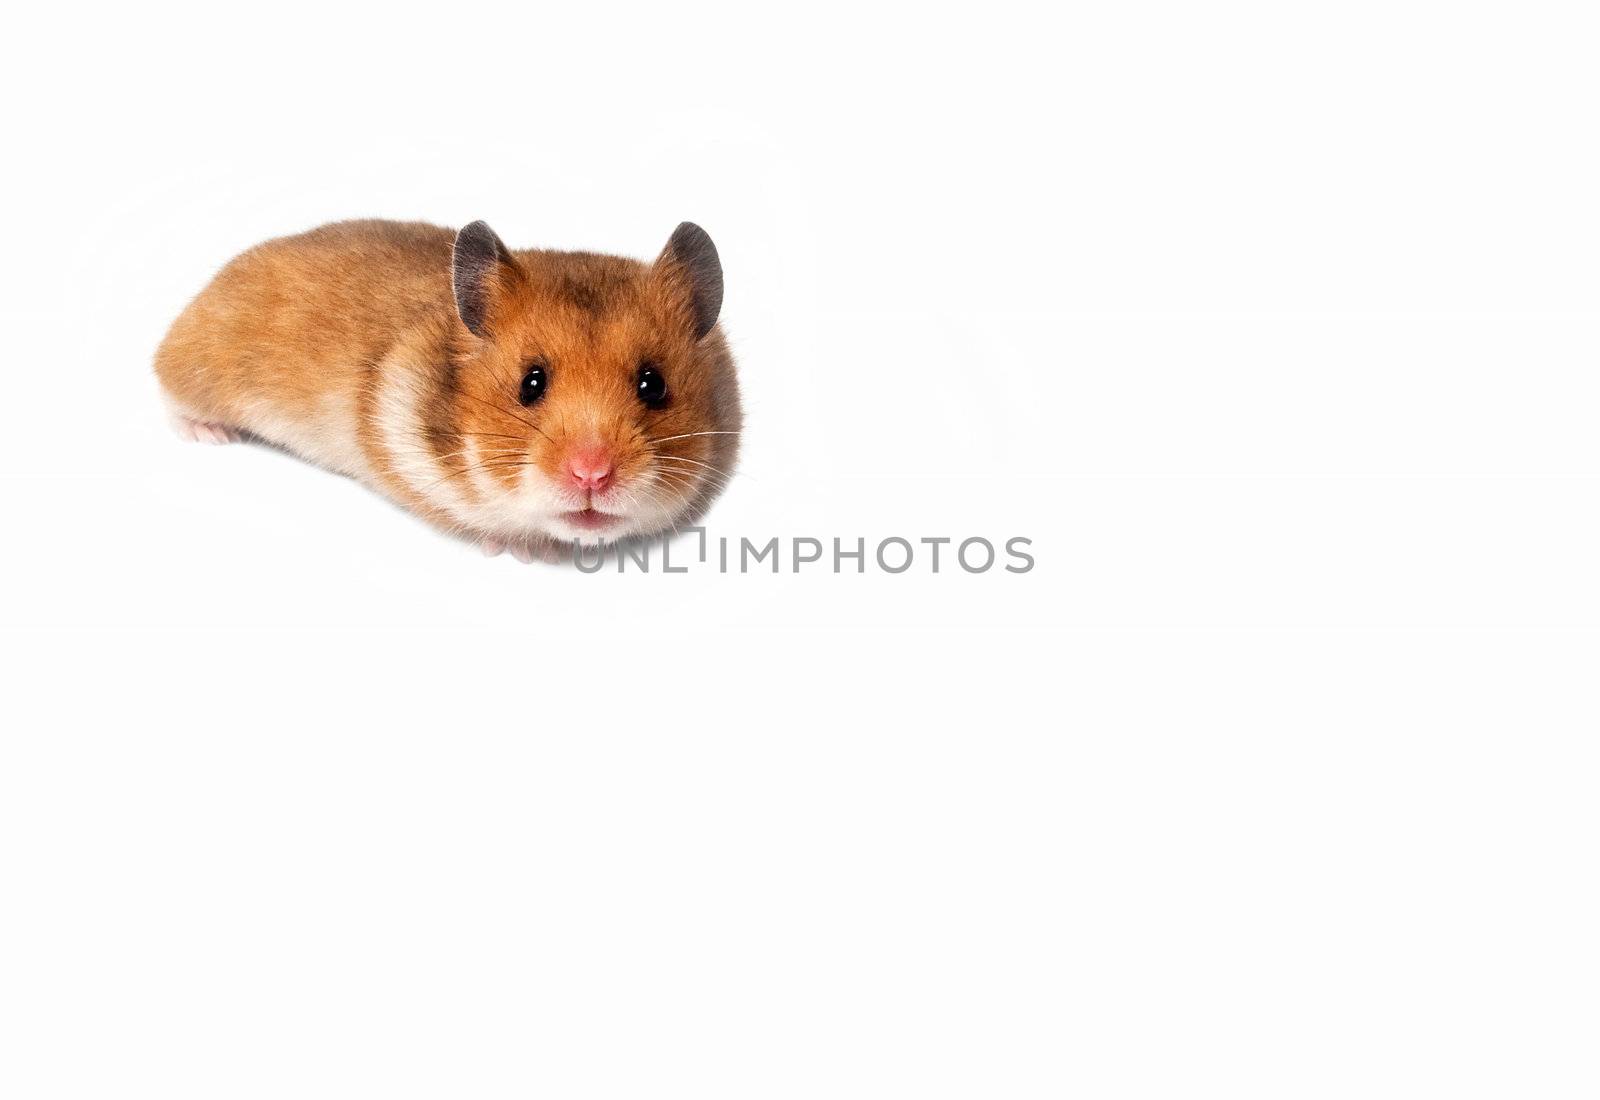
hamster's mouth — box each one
[559,507,624,531]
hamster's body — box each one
[156,219,740,558]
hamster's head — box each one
[447,220,741,545]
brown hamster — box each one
[154,219,741,559]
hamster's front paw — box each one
[531,537,568,565]
[479,537,526,562]
[171,414,241,445]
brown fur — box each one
[155,219,742,550]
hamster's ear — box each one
[452,220,524,337]
[655,222,723,340]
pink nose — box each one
[566,448,613,492]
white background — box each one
[3,1,1597,1096]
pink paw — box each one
[173,415,241,445]
[480,538,531,562]
[480,538,525,561]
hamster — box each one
[154,219,741,559]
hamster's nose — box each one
[565,447,614,492]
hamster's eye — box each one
[519,365,548,406]
[636,362,668,409]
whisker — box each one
[461,431,541,444]
[652,463,737,492]
[652,455,747,481]
[653,468,732,500]
[646,430,743,446]
[417,456,534,494]
[387,444,527,462]
[449,388,558,446]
